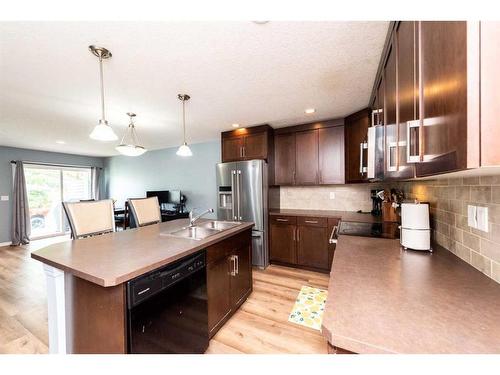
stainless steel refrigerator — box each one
[216,160,268,268]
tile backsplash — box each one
[270,184,379,212]
[399,175,500,284]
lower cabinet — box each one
[206,229,252,338]
[270,215,336,272]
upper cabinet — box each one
[369,21,500,178]
[274,120,345,186]
[221,125,273,163]
[345,109,370,183]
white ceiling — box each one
[0,21,389,157]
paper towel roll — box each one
[401,202,430,230]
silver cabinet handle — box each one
[407,120,420,163]
[297,227,300,242]
[304,220,318,224]
[276,218,289,222]
[293,227,296,241]
[235,255,239,275]
[359,142,368,174]
[329,225,338,244]
[229,255,236,276]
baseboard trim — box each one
[0,241,12,247]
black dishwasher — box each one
[126,251,208,354]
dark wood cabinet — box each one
[207,256,231,335]
[269,215,333,272]
[274,119,344,186]
[384,41,398,179]
[222,136,244,162]
[230,240,252,307]
[394,21,417,179]
[414,21,468,176]
[295,129,319,185]
[274,133,296,185]
[269,218,297,264]
[319,126,345,184]
[345,109,370,183]
[206,229,252,338]
[221,125,273,163]
[297,224,329,270]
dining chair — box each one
[62,199,116,239]
[128,196,162,228]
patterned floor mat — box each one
[288,285,327,330]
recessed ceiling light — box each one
[305,108,316,114]
[252,21,269,25]
[56,140,66,144]
[232,123,240,128]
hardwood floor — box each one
[206,265,329,354]
[0,238,329,354]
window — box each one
[24,164,93,239]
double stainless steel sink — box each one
[164,220,241,241]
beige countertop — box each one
[269,208,381,223]
[321,235,500,354]
[31,219,253,287]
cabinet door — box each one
[243,132,268,160]
[395,21,417,179]
[480,21,500,166]
[297,225,329,270]
[270,223,297,264]
[222,137,244,162]
[384,42,398,179]
[345,110,370,183]
[207,256,231,335]
[230,239,252,308]
[274,133,296,185]
[319,126,345,184]
[295,129,319,185]
[416,21,467,176]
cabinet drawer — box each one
[297,216,327,227]
[270,215,297,225]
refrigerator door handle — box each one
[231,170,237,220]
[237,170,242,220]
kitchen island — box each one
[322,235,500,354]
[31,219,254,354]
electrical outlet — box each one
[476,206,489,232]
[0,195,8,201]
[467,205,477,228]
[329,192,336,200]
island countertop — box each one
[31,219,253,287]
[321,235,500,354]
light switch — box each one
[476,206,489,232]
[467,205,477,228]
[0,195,8,201]
[329,192,336,200]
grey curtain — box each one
[92,167,102,200]
[11,161,31,246]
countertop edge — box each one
[31,222,254,287]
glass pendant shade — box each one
[115,113,147,156]
[177,94,192,157]
[89,120,118,141]
[176,142,193,157]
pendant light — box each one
[88,45,118,141]
[176,94,192,157]
[115,112,147,156]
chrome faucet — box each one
[189,208,214,227]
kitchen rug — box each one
[288,286,327,330]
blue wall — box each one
[0,146,105,244]
[104,140,220,218]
